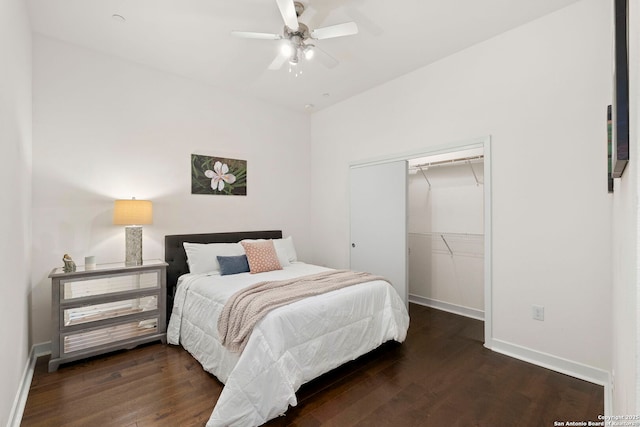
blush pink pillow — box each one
[241,240,282,274]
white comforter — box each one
[167,262,409,427]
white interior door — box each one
[350,161,408,306]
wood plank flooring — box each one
[22,304,604,426]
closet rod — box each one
[408,232,484,258]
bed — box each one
[165,230,410,427]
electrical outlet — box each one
[532,305,544,321]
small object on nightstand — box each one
[62,254,76,272]
[84,255,96,269]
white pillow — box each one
[273,236,298,263]
[240,236,298,266]
[183,242,245,274]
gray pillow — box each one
[217,255,250,276]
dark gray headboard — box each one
[164,230,282,320]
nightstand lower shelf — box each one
[48,331,166,372]
[63,317,160,353]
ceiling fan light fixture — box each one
[289,49,299,65]
[304,44,315,60]
[280,41,294,57]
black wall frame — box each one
[612,0,629,178]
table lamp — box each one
[113,198,153,266]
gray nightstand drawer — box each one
[61,271,160,300]
[63,295,158,327]
[61,316,160,354]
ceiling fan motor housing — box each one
[283,21,311,64]
[284,22,310,41]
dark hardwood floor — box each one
[22,304,604,426]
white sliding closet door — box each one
[349,161,408,306]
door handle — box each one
[351,243,356,248]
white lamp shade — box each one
[113,199,153,225]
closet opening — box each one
[407,147,485,322]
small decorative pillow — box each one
[217,255,250,276]
[240,238,291,267]
[241,240,282,274]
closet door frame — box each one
[349,136,493,350]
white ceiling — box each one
[27,0,582,113]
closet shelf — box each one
[410,155,484,188]
[408,232,484,258]
[409,231,483,238]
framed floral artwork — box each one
[191,154,247,196]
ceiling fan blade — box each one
[231,31,282,40]
[345,6,384,36]
[268,53,289,70]
[299,4,318,26]
[311,22,358,40]
[275,0,299,31]
[312,45,339,69]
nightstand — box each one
[48,259,168,372]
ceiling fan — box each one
[231,0,358,71]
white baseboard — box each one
[490,338,612,414]
[8,342,51,427]
[409,294,485,321]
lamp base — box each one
[124,226,143,266]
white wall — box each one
[408,161,484,313]
[31,36,312,345]
[310,0,612,373]
[611,0,640,415]
[0,0,32,425]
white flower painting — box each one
[191,155,247,196]
[205,161,237,191]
